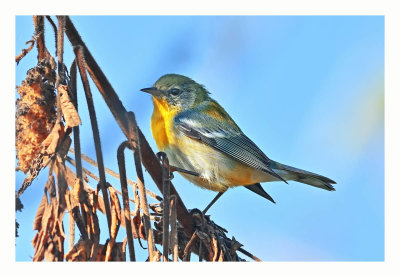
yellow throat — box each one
[150,97,179,150]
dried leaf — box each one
[196,230,209,242]
[229,236,243,256]
[211,236,218,262]
[31,172,65,261]
[112,242,127,261]
[221,242,232,261]
[71,178,82,204]
[33,193,47,231]
[182,232,197,261]
[218,248,224,262]
[64,165,79,188]
[58,84,81,128]
[32,203,65,261]
[53,159,68,211]
[106,187,121,261]
[152,249,162,262]
[65,239,127,262]
[65,239,90,261]
[149,202,162,214]
[138,220,146,241]
[57,136,72,160]
[94,244,107,261]
[109,187,121,225]
[41,122,65,156]
[88,189,99,213]
[45,175,56,198]
[44,243,56,261]
[64,189,72,212]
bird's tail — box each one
[270,161,336,191]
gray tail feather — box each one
[244,183,276,204]
[271,161,336,191]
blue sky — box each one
[15,16,384,261]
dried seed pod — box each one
[16,58,56,173]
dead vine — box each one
[15,15,261,262]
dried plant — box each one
[15,49,56,175]
[15,15,261,262]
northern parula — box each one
[141,74,335,208]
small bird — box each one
[141,74,335,212]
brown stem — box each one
[68,212,75,251]
[128,112,156,261]
[56,16,65,85]
[68,149,162,201]
[15,40,35,64]
[198,241,203,262]
[66,156,137,205]
[33,16,46,60]
[183,232,197,261]
[170,196,178,262]
[138,128,194,237]
[157,152,170,262]
[55,16,65,124]
[69,59,86,245]
[117,141,136,261]
[237,247,262,262]
[70,60,83,181]
[64,16,194,237]
[74,46,112,235]
[45,16,58,55]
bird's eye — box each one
[169,88,181,96]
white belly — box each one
[162,136,269,191]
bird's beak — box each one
[140,87,163,98]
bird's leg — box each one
[169,165,200,177]
[203,191,225,214]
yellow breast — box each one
[150,98,270,192]
[150,97,179,150]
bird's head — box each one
[141,74,210,111]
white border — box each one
[2,1,399,276]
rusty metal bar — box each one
[64,16,195,237]
[117,141,136,261]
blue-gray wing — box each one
[174,109,287,183]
